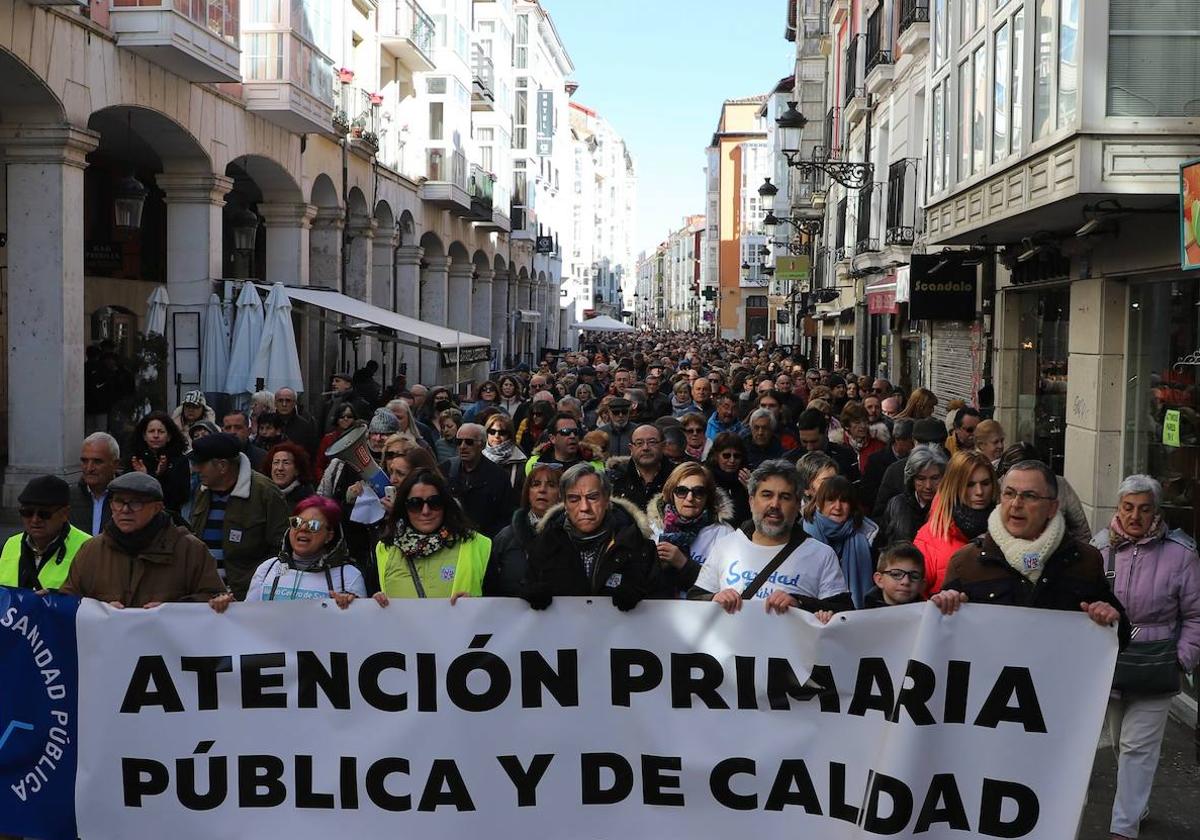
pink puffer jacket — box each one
[1093,529,1200,671]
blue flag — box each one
[0,587,80,840]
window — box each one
[245,33,283,81]
[1108,0,1200,116]
[973,44,987,172]
[515,14,528,69]
[933,0,948,67]
[993,22,1010,162]
[429,102,444,140]
[1012,9,1025,150]
[959,59,972,179]
[931,81,946,193]
[1033,0,1055,140]
[427,77,447,94]
[1057,0,1078,128]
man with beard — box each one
[598,397,635,456]
[609,425,673,510]
[689,460,850,616]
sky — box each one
[544,0,795,258]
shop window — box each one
[1107,0,1200,117]
[1124,281,1200,537]
[1015,287,1069,474]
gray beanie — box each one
[368,407,401,435]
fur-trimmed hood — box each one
[535,495,652,539]
[645,487,736,531]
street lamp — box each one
[113,173,148,232]
[231,206,260,255]
[775,101,873,189]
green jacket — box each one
[189,453,289,600]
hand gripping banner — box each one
[2,593,1117,839]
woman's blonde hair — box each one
[661,462,720,519]
[927,450,997,538]
[974,419,1004,446]
[895,387,938,419]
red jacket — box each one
[913,514,969,597]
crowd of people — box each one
[4,331,1199,840]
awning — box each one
[254,284,489,351]
[518,309,542,323]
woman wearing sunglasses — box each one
[464,380,501,422]
[646,463,735,598]
[220,496,365,610]
[373,469,490,603]
[483,413,527,490]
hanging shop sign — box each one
[866,275,898,315]
[536,90,554,157]
[908,254,978,321]
[774,256,810,283]
[440,345,493,367]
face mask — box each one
[434,399,451,411]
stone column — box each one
[516,279,532,364]
[395,245,423,381]
[446,262,473,334]
[420,255,450,382]
[307,208,344,383]
[1064,277,1126,530]
[491,271,510,368]
[157,172,234,406]
[258,201,315,285]
[344,217,376,368]
[0,126,98,502]
[471,270,494,340]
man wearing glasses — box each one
[61,472,224,607]
[525,413,606,476]
[598,397,635,456]
[932,460,1127,637]
[610,425,673,510]
[440,423,515,538]
[0,476,90,591]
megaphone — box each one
[325,425,392,498]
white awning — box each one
[518,309,542,323]
[255,284,489,350]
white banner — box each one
[73,598,1117,839]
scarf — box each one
[659,503,713,557]
[986,507,1065,582]
[484,440,515,464]
[952,503,993,540]
[564,514,612,580]
[1108,511,1167,548]
[803,512,874,609]
[105,512,171,557]
[394,524,460,559]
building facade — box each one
[0,0,585,503]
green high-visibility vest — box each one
[0,526,90,590]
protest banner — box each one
[1,588,1117,839]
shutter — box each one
[1107,0,1200,117]
[930,322,977,418]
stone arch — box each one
[87,105,211,174]
[310,173,340,210]
[398,210,417,246]
[226,153,302,203]
[374,200,395,233]
[493,253,507,275]
[447,241,472,267]
[347,186,370,226]
[472,249,491,273]
[0,46,66,124]
[419,231,446,258]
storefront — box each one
[1010,285,1070,475]
[908,253,984,414]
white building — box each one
[566,101,637,323]
[0,0,581,503]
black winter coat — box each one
[608,457,673,512]
[710,467,751,529]
[440,456,517,538]
[485,509,538,597]
[882,492,929,545]
[523,498,659,610]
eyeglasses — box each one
[672,485,708,500]
[487,428,511,438]
[109,498,149,513]
[610,409,629,415]
[555,428,581,437]
[631,439,660,448]
[880,569,924,583]
[718,450,743,460]
[405,495,446,512]
[19,507,62,521]
[455,437,482,446]
[384,450,405,460]
[1001,488,1054,505]
[683,427,704,435]
[288,516,325,533]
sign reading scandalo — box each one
[908,253,978,321]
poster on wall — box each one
[1180,156,1200,271]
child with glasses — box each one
[864,543,927,608]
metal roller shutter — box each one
[930,322,978,417]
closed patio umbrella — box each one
[224,281,265,397]
[253,283,304,394]
[144,286,169,336]
[199,293,230,395]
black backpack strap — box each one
[741,529,806,601]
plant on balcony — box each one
[350,116,366,137]
[369,92,384,106]
[337,67,355,84]
[360,131,380,151]
[332,108,350,134]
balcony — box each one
[864,8,894,97]
[241,32,336,135]
[421,149,471,213]
[467,165,495,221]
[380,0,437,72]
[828,0,849,27]
[109,0,241,82]
[471,46,496,111]
[898,0,930,55]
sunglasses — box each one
[487,428,511,438]
[455,437,482,446]
[288,516,325,533]
[555,428,581,437]
[683,427,704,434]
[405,495,446,512]
[672,485,707,500]
[19,507,62,521]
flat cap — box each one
[18,475,70,508]
[107,471,164,500]
[188,432,241,463]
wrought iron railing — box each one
[865,8,891,73]
[899,0,930,34]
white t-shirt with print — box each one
[695,529,847,601]
[245,558,368,602]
